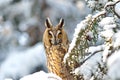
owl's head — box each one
[43,18,68,47]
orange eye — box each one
[58,32,62,38]
[48,32,52,38]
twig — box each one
[80,49,103,65]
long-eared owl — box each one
[43,18,74,80]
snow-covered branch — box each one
[64,0,120,80]
[20,71,62,80]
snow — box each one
[99,17,115,40]
[66,14,92,54]
[107,50,120,79]
[64,37,76,59]
[113,31,120,48]
[99,17,115,28]
[99,0,108,4]
[65,0,120,80]
[76,1,89,15]
[114,0,120,1]
[0,43,47,80]
[2,0,33,20]
[74,52,102,80]
[0,0,12,8]
[18,32,29,46]
[87,45,103,54]
[103,24,116,30]
[86,31,93,40]
[87,1,96,8]
[46,0,81,22]
[93,10,106,19]
[114,1,120,17]
[87,0,108,11]
[4,79,13,80]
[64,17,89,62]
[100,29,114,39]
[20,71,62,80]
[104,0,120,17]
[0,21,13,38]
[0,0,120,80]
[104,1,115,9]
[102,45,112,62]
[107,50,120,67]
[64,14,92,63]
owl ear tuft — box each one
[45,18,52,28]
[58,18,64,29]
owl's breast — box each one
[46,45,66,71]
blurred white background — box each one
[0,0,90,80]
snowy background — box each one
[0,0,120,80]
[0,0,89,80]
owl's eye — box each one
[58,32,62,38]
[59,32,62,35]
[48,31,53,38]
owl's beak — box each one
[51,38,58,45]
[53,41,58,45]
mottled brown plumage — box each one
[43,18,74,80]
